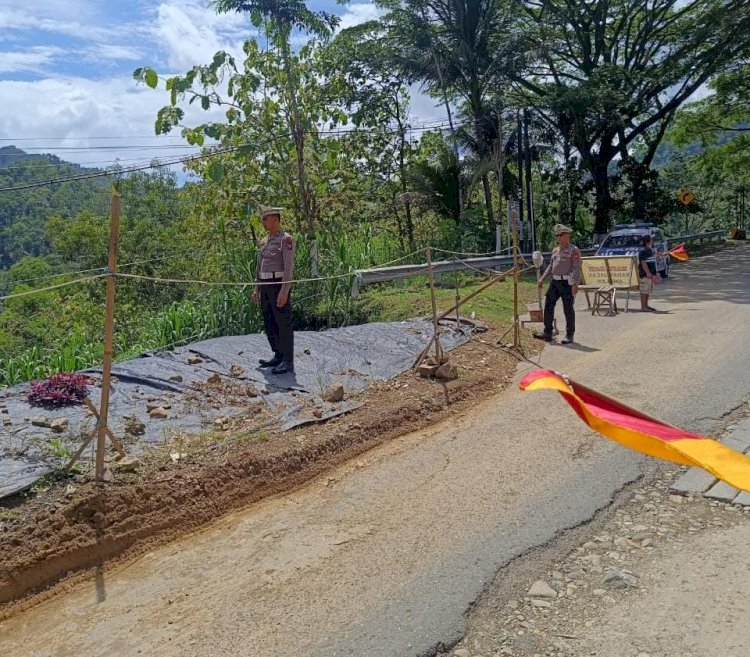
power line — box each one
[0,120,457,159]
[0,147,236,192]
[0,116,455,143]
[0,120,464,192]
[0,154,200,174]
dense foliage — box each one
[1,0,748,386]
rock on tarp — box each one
[0,318,475,499]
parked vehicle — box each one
[595,223,670,278]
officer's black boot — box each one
[259,354,283,368]
[561,335,574,344]
[271,361,294,375]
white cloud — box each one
[150,0,253,72]
[337,2,382,31]
[0,46,66,74]
[83,44,144,63]
[0,75,226,169]
[0,6,111,42]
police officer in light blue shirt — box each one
[534,224,581,344]
[252,206,295,374]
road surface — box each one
[2,244,749,657]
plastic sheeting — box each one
[0,318,476,499]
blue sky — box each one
[0,1,432,171]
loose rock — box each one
[322,384,345,403]
[49,417,69,434]
[149,407,169,419]
[527,580,557,599]
[417,364,439,378]
[435,362,458,381]
[187,354,203,365]
[124,417,146,436]
[603,569,638,589]
[31,416,51,428]
[114,456,140,473]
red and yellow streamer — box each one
[520,369,750,491]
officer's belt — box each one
[552,275,571,281]
[259,271,284,280]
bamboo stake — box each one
[511,207,521,349]
[435,265,514,323]
[454,272,461,329]
[412,266,514,368]
[95,189,121,481]
[426,247,442,363]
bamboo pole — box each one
[511,206,521,349]
[435,265,514,323]
[95,189,121,481]
[426,247,443,363]
[412,266,514,368]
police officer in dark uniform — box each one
[252,206,295,374]
[534,223,581,344]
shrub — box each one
[28,372,90,408]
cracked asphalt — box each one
[2,244,749,657]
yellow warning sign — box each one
[678,189,695,205]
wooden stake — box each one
[454,273,461,328]
[426,247,443,363]
[511,206,521,349]
[95,190,121,480]
[65,398,125,473]
[412,265,514,368]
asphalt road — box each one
[2,243,749,657]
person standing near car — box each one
[638,234,659,312]
[534,224,581,344]
[252,205,295,374]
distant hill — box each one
[651,124,749,170]
[0,147,111,269]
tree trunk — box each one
[591,159,613,239]
[474,108,494,244]
[562,132,574,226]
[395,98,415,251]
[279,29,318,276]
[481,174,495,246]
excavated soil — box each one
[0,328,536,616]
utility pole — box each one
[516,111,525,252]
[523,109,535,252]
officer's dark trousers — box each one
[543,279,575,338]
[260,284,294,365]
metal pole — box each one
[96,189,120,481]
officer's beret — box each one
[259,205,284,219]
[554,223,573,235]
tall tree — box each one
[510,0,750,236]
[671,62,750,178]
[322,21,418,249]
[212,1,342,274]
[377,0,516,240]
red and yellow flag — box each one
[519,369,750,491]
[668,243,689,261]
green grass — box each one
[235,430,269,444]
[361,273,539,327]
